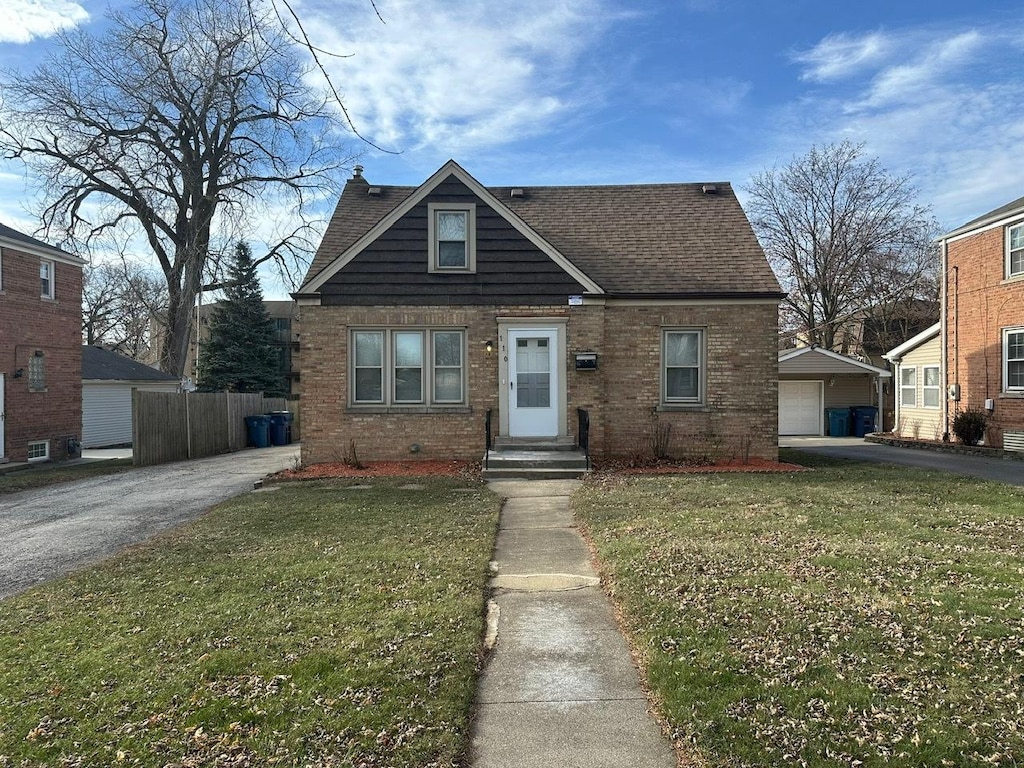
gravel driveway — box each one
[0,445,298,599]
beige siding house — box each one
[883,323,943,441]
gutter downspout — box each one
[940,238,949,441]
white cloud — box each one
[297,0,616,155]
[794,31,893,82]
[773,23,1024,229]
[0,0,89,44]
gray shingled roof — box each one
[301,171,782,297]
[942,193,1024,239]
[0,221,76,258]
[82,345,179,382]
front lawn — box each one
[574,454,1024,767]
[0,477,500,767]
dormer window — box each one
[1008,223,1024,278]
[428,203,476,273]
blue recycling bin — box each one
[826,408,850,437]
[267,411,292,446]
[849,406,878,438]
[244,415,271,448]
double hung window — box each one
[1008,224,1024,278]
[1005,328,1024,392]
[922,366,941,408]
[40,259,54,299]
[662,329,704,405]
[428,203,476,272]
[900,367,917,407]
[352,329,465,406]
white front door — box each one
[508,329,559,437]
[0,373,5,459]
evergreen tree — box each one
[198,242,283,395]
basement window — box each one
[27,441,49,462]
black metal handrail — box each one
[484,408,493,469]
[577,407,591,470]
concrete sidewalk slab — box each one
[471,479,676,768]
[500,496,575,528]
[492,526,596,575]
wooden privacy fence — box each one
[132,391,299,467]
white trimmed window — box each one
[428,203,476,273]
[662,329,705,405]
[40,259,54,299]
[27,441,49,462]
[922,366,941,408]
[1005,328,1024,392]
[1008,224,1024,278]
[351,329,466,406]
[900,367,917,407]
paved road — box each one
[0,445,298,599]
[781,437,1024,487]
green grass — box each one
[0,477,500,768]
[0,459,134,495]
[574,454,1024,767]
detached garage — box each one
[778,347,891,436]
[82,346,180,448]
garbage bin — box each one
[244,415,271,448]
[849,406,879,438]
[825,408,850,437]
[267,411,291,446]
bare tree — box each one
[746,142,938,350]
[83,260,167,360]
[1,0,354,376]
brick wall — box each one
[946,227,1024,447]
[0,246,83,462]
[298,300,779,464]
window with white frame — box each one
[427,203,476,273]
[1005,328,1024,392]
[351,329,465,406]
[40,259,54,299]
[27,441,49,462]
[922,366,941,408]
[900,367,917,407]
[1008,224,1024,278]
[28,351,45,392]
[662,329,704,404]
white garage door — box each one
[778,381,823,436]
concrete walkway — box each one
[471,480,676,768]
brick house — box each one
[294,161,783,465]
[939,195,1024,450]
[0,222,86,463]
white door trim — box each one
[0,373,5,459]
[497,320,567,438]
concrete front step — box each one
[481,466,592,480]
[492,436,578,452]
[482,449,591,480]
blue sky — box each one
[2,0,1024,299]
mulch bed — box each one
[271,457,806,481]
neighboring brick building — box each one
[294,161,784,464]
[940,196,1024,450]
[0,222,86,463]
